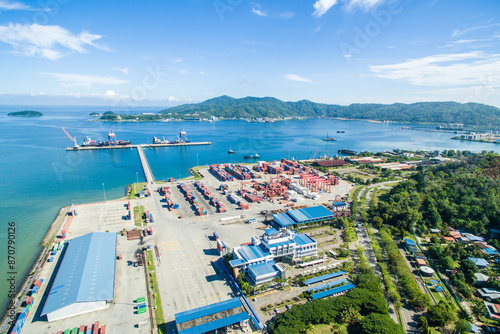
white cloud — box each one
[344,0,387,11]
[41,72,128,87]
[284,74,313,83]
[279,12,295,19]
[312,0,338,18]
[251,5,268,17]
[113,67,129,74]
[452,23,500,37]
[168,96,179,102]
[0,23,104,60]
[369,51,500,87]
[172,58,183,63]
[101,90,128,101]
[0,0,45,11]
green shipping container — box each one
[137,308,147,314]
[72,327,78,334]
[64,329,70,334]
[136,297,145,303]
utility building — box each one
[41,232,117,322]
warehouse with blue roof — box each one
[41,232,117,322]
[175,297,250,334]
[273,206,334,228]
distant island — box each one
[96,95,500,128]
[89,112,102,116]
[8,110,43,117]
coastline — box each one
[0,206,70,330]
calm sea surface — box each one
[1,106,499,314]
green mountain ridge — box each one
[160,96,500,127]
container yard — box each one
[9,156,354,334]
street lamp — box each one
[102,183,106,202]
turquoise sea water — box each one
[1,106,499,315]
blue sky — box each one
[0,0,499,107]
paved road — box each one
[351,183,422,333]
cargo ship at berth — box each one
[338,149,356,156]
[81,130,131,147]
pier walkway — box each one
[65,141,211,151]
[137,146,154,183]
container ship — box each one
[81,130,131,147]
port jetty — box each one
[65,141,211,151]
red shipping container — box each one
[79,325,85,332]
[26,296,33,305]
[99,325,106,334]
[93,322,100,334]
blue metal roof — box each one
[41,232,117,317]
[248,261,278,278]
[264,228,279,236]
[267,239,294,249]
[273,212,296,227]
[304,271,348,286]
[434,286,444,292]
[484,248,499,255]
[310,283,356,300]
[293,233,316,246]
[332,202,347,206]
[288,206,334,223]
[178,312,250,334]
[237,244,268,262]
[404,238,416,246]
[465,234,485,242]
[308,278,350,293]
[229,259,245,267]
[468,257,489,267]
[429,279,440,284]
[175,297,242,324]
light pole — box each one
[102,183,106,202]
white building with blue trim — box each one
[229,228,317,285]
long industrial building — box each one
[41,232,117,322]
[175,298,250,334]
[273,206,335,228]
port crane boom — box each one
[62,127,78,148]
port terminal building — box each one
[273,206,335,229]
[41,232,117,322]
[229,228,317,285]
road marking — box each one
[162,240,181,251]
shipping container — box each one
[213,232,218,240]
[79,324,86,333]
[137,308,147,314]
[93,321,100,334]
[136,297,145,303]
[64,329,70,334]
[99,325,106,334]
[72,327,78,334]
[138,303,146,309]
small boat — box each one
[228,149,236,154]
[243,154,260,159]
[323,132,336,141]
[337,130,345,133]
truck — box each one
[213,232,219,240]
[246,218,257,224]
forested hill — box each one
[160,95,500,127]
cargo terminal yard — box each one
[6,154,355,334]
